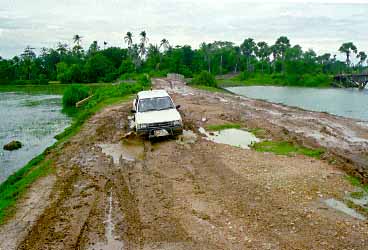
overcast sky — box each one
[0,0,367,58]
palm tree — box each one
[159,39,170,51]
[255,41,271,73]
[275,36,290,60]
[73,34,82,46]
[139,31,148,59]
[160,39,170,51]
[139,42,146,58]
[103,41,108,49]
[339,42,357,67]
[72,35,83,54]
[124,32,133,48]
[200,42,213,73]
[140,31,148,45]
[233,46,241,73]
[357,51,367,66]
[240,38,256,72]
[274,36,291,73]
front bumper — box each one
[136,125,183,137]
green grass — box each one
[251,141,324,158]
[0,83,111,95]
[0,81,148,223]
[350,191,365,199]
[0,155,53,223]
[206,123,242,131]
[248,128,267,138]
[345,175,368,193]
[217,73,332,88]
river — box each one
[226,86,368,121]
[0,92,71,183]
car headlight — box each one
[137,123,148,129]
[173,120,182,126]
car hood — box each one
[135,109,182,124]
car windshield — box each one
[138,96,174,112]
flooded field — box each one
[227,86,368,121]
[0,92,71,183]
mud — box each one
[1,78,368,249]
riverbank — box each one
[217,73,332,88]
[0,83,113,95]
[0,81,146,224]
[0,78,368,249]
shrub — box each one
[38,74,49,85]
[62,84,90,107]
[137,74,150,86]
[191,71,216,87]
[238,71,254,81]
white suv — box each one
[132,90,183,138]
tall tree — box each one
[56,43,68,55]
[255,41,271,73]
[200,42,213,73]
[240,38,256,72]
[233,46,241,73]
[73,35,82,46]
[159,39,170,51]
[357,51,367,66]
[124,32,133,48]
[139,31,149,59]
[88,41,100,55]
[72,35,83,54]
[21,46,36,80]
[339,42,357,67]
[275,36,291,73]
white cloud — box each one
[0,0,367,58]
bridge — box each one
[333,73,368,90]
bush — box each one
[38,74,49,85]
[191,71,216,87]
[301,73,331,87]
[62,84,90,107]
[137,74,150,86]
[237,71,255,81]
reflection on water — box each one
[227,86,368,121]
[0,92,71,183]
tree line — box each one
[0,31,367,85]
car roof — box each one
[137,89,170,99]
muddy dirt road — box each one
[1,78,368,250]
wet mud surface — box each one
[1,78,368,250]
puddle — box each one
[324,198,366,220]
[199,128,260,149]
[347,190,368,208]
[177,130,197,145]
[98,140,144,165]
[90,189,124,250]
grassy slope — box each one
[0,83,112,95]
[0,82,144,224]
[217,74,332,88]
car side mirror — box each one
[131,109,136,113]
[176,105,181,109]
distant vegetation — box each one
[0,32,367,87]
